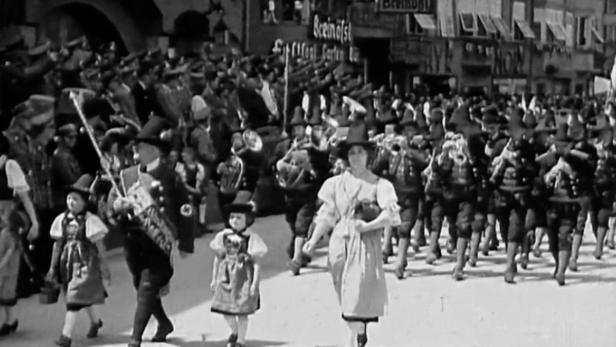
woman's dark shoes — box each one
[357,333,368,347]
[0,320,18,336]
[227,333,238,347]
[151,321,174,342]
[606,240,615,250]
[555,272,566,286]
[87,319,103,338]
[127,340,141,347]
[55,334,72,347]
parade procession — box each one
[1,0,616,346]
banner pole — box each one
[283,45,290,131]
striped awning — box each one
[514,19,536,39]
[491,16,512,39]
[592,27,605,44]
[478,14,497,34]
[414,13,437,31]
[546,21,567,41]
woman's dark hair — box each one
[339,143,376,166]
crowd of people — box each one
[0,33,615,347]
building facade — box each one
[1,0,611,96]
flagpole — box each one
[283,45,290,132]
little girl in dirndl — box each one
[46,174,110,347]
[210,202,267,347]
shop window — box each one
[263,0,314,25]
[406,13,424,35]
[459,13,478,36]
[575,83,584,95]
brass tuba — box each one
[218,145,245,195]
[275,136,310,189]
[218,129,263,195]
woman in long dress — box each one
[304,122,400,347]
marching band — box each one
[0,35,615,347]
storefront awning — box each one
[478,14,497,35]
[414,13,437,31]
[514,19,536,39]
[546,21,567,42]
[459,13,478,33]
[592,27,605,44]
[491,16,511,39]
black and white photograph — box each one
[0,0,615,346]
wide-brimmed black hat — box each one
[337,121,374,158]
[67,174,94,197]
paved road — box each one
[3,215,615,347]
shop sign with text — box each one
[378,0,434,13]
[272,39,361,63]
[391,39,453,74]
[310,14,352,45]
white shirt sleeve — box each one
[5,159,29,194]
[49,214,65,240]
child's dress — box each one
[0,228,21,306]
[210,228,268,315]
[50,211,108,307]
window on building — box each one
[262,0,314,24]
[459,13,478,36]
[606,26,616,43]
[576,17,589,47]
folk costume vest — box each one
[120,165,178,258]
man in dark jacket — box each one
[108,116,195,347]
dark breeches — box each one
[284,198,316,238]
[397,193,420,239]
[431,197,474,239]
[547,202,580,252]
[575,194,593,235]
[494,191,529,244]
[590,188,614,229]
[125,235,173,342]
